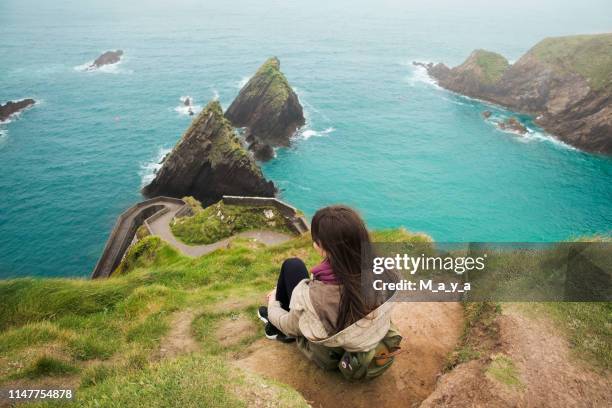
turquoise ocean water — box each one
[1,0,611,278]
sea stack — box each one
[142,100,276,204]
[417,33,612,154]
[0,99,36,122]
[225,57,305,161]
[90,50,123,69]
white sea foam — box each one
[139,146,172,187]
[405,62,440,89]
[300,127,335,140]
[487,115,576,151]
[74,58,130,74]
[521,131,577,150]
[212,89,220,101]
[0,98,38,124]
[236,76,251,88]
[174,96,202,117]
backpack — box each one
[297,325,403,380]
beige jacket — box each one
[268,279,394,352]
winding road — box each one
[146,203,293,257]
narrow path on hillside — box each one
[421,305,612,407]
[156,309,201,359]
[235,302,464,408]
[147,205,294,257]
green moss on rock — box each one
[171,198,292,245]
[469,49,510,84]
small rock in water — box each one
[482,110,492,119]
[498,117,527,135]
[90,50,123,69]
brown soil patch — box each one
[216,316,258,348]
[156,309,200,359]
[234,302,464,408]
[421,305,612,407]
[207,293,262,314]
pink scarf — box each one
[311,259,340,284]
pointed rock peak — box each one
[202,99,224,116]
[225,57,305,161]
[259,56,280,71]
[142,98,276,204]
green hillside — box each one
[0,228,416,407]
[0,215,609,406]
[529,33,612,90]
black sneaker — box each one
[264,322,279,340]
[257,306,269,324]
[264,322,296,343]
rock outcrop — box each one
[0,99,35,122]
[142,100,276,204]
[417,34,612,154]
[498,117,527,135]
[90,50,123,69]
[225,57,305,161]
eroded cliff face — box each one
[225,57,305,161]
[142,100,276,204]
[419,34,612,154]
[0,99,35,122]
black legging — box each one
[276,258,309,311]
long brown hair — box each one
[311,205,374,331]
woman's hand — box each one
[266,288,276,303]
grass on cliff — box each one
[1,228,610,406]
[170,197,292,245]
[0,228,420,406]
[243,57,292,112]
[176,100,259,173]
[529,33,612,90]
[469,49,510,84]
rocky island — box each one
[89,50,123,69]
[416,33,612,154]
[0,98,36,122]
[142,100,276,204]
[225,57,305,161]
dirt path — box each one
[156,309,200,359]
[234,302,464,408]
[420,305,612,407]
[147,205,293,257]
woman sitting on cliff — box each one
[257,205,402,380]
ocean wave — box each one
[486,115,576,151]
[236,76,250,88]
[405,62,440,89]
[300,127,335,140]
[520,131,577,150]
[139,146,172,187]
[174,96,202,117]
[74,59,131,74]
